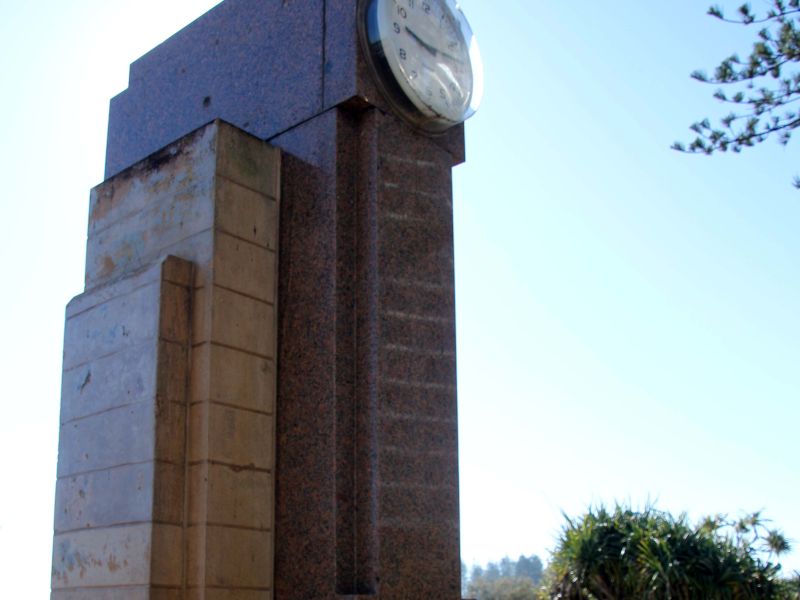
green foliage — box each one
[674,2,800,186]
[469,576,539,600]
[466,555,544,600]
[539,504,797,600]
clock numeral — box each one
[440,87,447,99]
[411,70,418,79]
[426,88,433,97]
[393,22,401,34]
[397,6,407,18]
[399,48,407,60]
[422,2,431,14]
[448,41,458,50]
[408,0,415,8]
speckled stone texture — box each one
[104,0,463,179]
[274,104,463,599]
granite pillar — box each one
[273,104,461,599]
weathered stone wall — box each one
[52,121,280,599]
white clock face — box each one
[373,0,478,126]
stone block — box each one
[216,123,281,198]
[380,445,458,489]
[202,526,273,589]
[379,308,455,353]
[379,381,457,421]
[379,481,459,526]
[214,232,275,302]
[189,403,273,470]
[216,177,278,250]
[104,0,327,178]
[159,281,191,343]
[379,414,457,456]
[380,345,457,387]
[191,344,275,414]
[194,286,275,357]
[162,254,194,286]
[154,399,187,466]
[377,523,461,598]
[189,462,273,530]
[380,277,454,320]
[156,340,190,406]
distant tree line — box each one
[462,554,543,600]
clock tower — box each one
[52,1,481,598]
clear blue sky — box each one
[0,1,797,595]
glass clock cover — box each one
[361,0,484,132]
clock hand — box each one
[405,26,464,63]
[405,26,438,57]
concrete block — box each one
[63,282,161,371]
[57,403,155,477]
[55,462,184,533]
[55,463,153,532]
[66,259,163,318]
[52,524,152,588]
[86,184,215,289]
[60,341,155,424]
[90,123,219,236]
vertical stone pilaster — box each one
[272,105,463,599]
[185,124,280,600]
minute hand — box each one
[405,27,463,62]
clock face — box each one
[363,0,482,131]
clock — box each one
[359,0,483,133]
